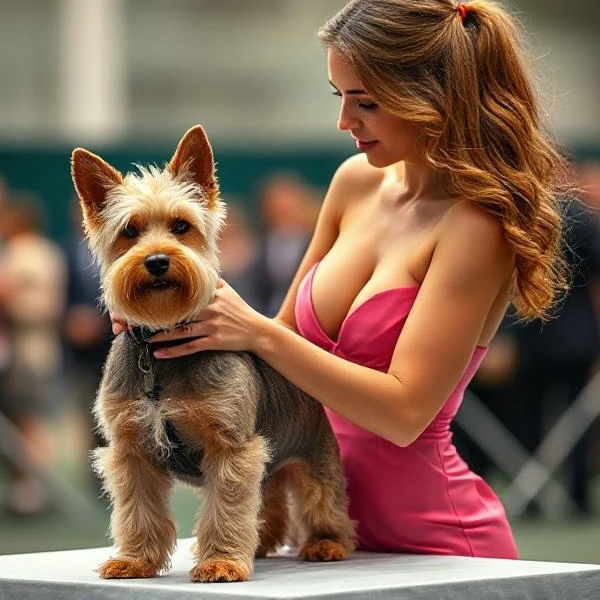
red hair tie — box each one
[457,3,468,23]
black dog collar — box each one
[127,324,196,351]
[128,325,158,346]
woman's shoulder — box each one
[330,153,386,196]
[441,200,507,243]
[320,154,386,219]
[435,200,514,273]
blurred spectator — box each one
[577,161,600,323]
[61,198,112,491]
[0,193,67,516]
[578,161,600,211]
[508,197,600,516]
[462,194,600,516]
[218,200,263,311]
[0,176,9,373]
[0,177,10,498]
[254,172,320,316]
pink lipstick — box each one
[355,140,378,152]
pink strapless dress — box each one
[295,262,518,558]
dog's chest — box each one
[129,388,204,484]
[125,343,210,484]
[104,335,259,483]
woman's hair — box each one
[319,0,568,320]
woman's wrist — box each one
[251,313,284,358]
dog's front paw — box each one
[300,539,348,562]
[190,558,251,583]
[97,556,158,579]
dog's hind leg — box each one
[93,443,176,578]
[287,451,356,561]
[190,433,269,583]
[255,467,290,557]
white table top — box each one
[0,538,599,599]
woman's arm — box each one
[153,201,514,447]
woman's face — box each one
[327,49,422,168]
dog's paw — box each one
[190,558,251,583]
[300,539,348,562]
[96,556,158,579]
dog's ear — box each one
[71,149,123,225]
[169,125,220,208]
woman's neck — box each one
[389,159,447,203]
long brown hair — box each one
[319,0,568,320]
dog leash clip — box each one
[138,345,153,374]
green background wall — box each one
[1,142,598,242]
[0,145,351,242]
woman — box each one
[117,0,567,558]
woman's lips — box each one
[355,139,379,152]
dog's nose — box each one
[144,253,170,277]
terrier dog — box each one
[70,125,355,583]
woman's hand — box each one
[149,279,268,358]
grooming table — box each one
[0,538,598,599]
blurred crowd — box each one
[0,169,321,518]
[457,159,600,518]
[0,161,600,521]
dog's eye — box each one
[171,220,190,235]
[123,224,139,238]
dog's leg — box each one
[93,442,176,578]
[288,453,356,561]
[255,468,290,557]
[190,434,268,583]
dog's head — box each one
[71,125,226,330]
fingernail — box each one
[154,350,167,358]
